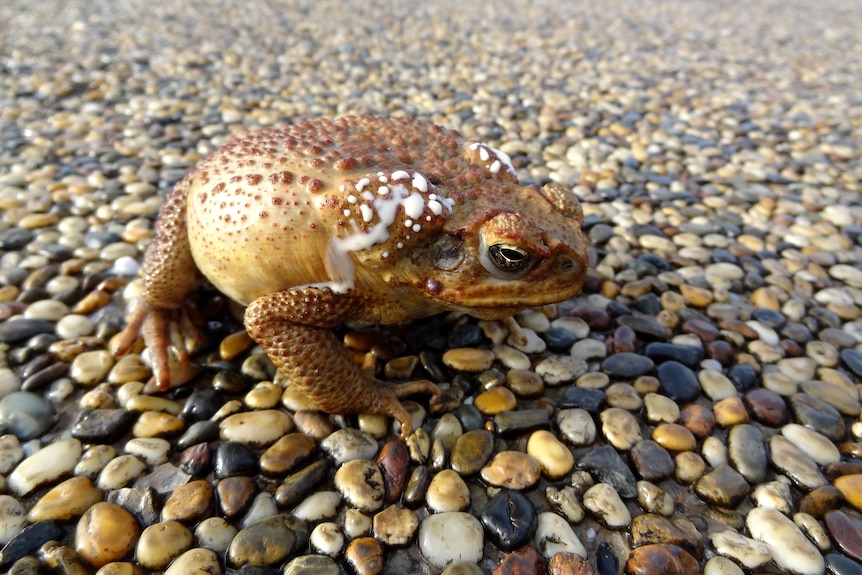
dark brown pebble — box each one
[569,305,612,331]
[260,432,317,476]
[548,551,597,575]
[612,325,638,353]
[217,476,257,518]
[718,319,758,339]
[743,388,789,427]
[178,442,212,476]
[492,545,543,575]
[631,514,703,557]
[694,464,749,508]
[681,319,719,343]
[48,336,105,362]
[841,443,862,459]
[799,485,844,518]
[274,458,330,508]
[678,404,714,437]
[403,465,431,507]
[0,301,27,321]
[826,510,862,563]
[630,440,674,481]
[345,536,384,575]
[450,429,495,475]
[825,462,862,482]
[706,340,735,366]
[22,362,70,391]
[780,339,804,357]
[376,441,410,503]
[624,543,699,575]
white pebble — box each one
[418,512,483,569]
[535,356,588,385]
[0,495,26,544]
[8,438,82,495]
[582,483,630,529]
[309,522,344,557]
[534,512,586,559]
[746,507,824,575]
[781,423,840,466]
[291,491,342,522]
[556,408,596,447]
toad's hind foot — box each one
[112,299,202,391]
[369,380,442,439]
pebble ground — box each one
[1,0,862,574]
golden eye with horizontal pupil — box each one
[488,244,531,272]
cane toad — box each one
[114,115,588,438]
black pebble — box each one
[577,445,637,498]
[559,387,606,414]
[71,408,136,443]
[657,361,701,402]
[727,363,758,392]
[214,441,259,478]
[543,326,578,353]
[481,490,536,551]
[0,319,55,344]
[645,342,704,369]
[181,387,223,422]
[0,521,62,568]
[602,352,654,379]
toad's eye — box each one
[481,243,532,278]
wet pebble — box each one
[481,490,536,551]
[602,352,654,379]
[135,520,193,570]
[527,429,574,479]
[769,434,826,489]
[583,483,630,529]
[226,514,304,568]
[747,506,825,575]
[556,408,596,446]
[534,512,586,559]
[708,529,772,570]
[480,451,541,490]
[372,505,417,546]
[656,361,701,402]
[75,502,140,568]
[0,391,54,440]
[8,438,82,496]
[694,465,750,508]
[418,512,484,569]
[334,459,385,513]
[727,424,767,483]
[625,544,699,575]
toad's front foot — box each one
[112,298,201,391]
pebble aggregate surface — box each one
[1,0,862,573]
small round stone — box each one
[527,429,574,480]
[426,469,470,513]
[582,483,630,529]
[334,459,385,513]
[372,505,418,546]
[747,507,825,575]
[75,502,140,568]
[534,511,586,559]
[480,451,541,490]
[135,520,193,570]
[418,512,484,569]
[480,490,536,551]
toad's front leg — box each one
[244,288,441,439]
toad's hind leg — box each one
[113,174,204,389]
[244,288,441,439]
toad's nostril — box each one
[561,257,575,271]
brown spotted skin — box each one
[115,115,588,438]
